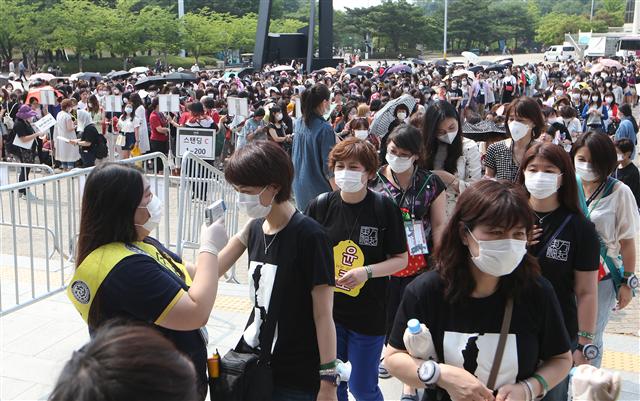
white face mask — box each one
[591,96,599,102]
[555,89,563,96]
[467,229,527,277]
[385,152,414,173]
[571,93,580,100]
[125,106,133,114]
[617,153,624,162]
[508,120,530,142]
[238,187,273,218]
[136,194,164,233]
[334,169,365,193]
[524,171,561,200]
[354,129,369,140]
[575,160,598,182]
[397,112,407,120]
[438,130,458,144]
[275,113,283,121]
[605,97,613,103]
[581,95,589,101]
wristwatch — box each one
[576,343,600,361]
[320,373,340,387]
[417,360,440,389]
[623,273,639,290]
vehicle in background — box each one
[544,45,577,61]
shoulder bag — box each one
[486,297,514,390]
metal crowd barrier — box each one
[176,151,240,283]
[0,153,172,315]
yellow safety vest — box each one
[67,241,191,324]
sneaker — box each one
[400,393,419,401]
[19,192,38,201]
[378,360,391,379]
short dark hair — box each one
[505,96,545,139]
[615,138,634,154]
[388,124,421,157]
[224,141,293,203]
[48,321,198,401]
[328,137,379,174]
[571,131,617,180]
[435,180,540,304]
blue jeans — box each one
[543,369,570,401]
[272,386,317,401]
[336,323,385,401]
[61,161,75,169]
[593,278,617,368]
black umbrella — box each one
[484,63,507,72]
[71,72,102,82]
[238,67,254,78]
[462,120,507,142]
[431,59,448,67]
[134,75,169,89]
[477,60,492,66]
[344,67,368,77]
[412,58,426,65]
[165,71,198,82]
[468,65,484,73]
[107,70,132,80]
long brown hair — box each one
[516,142,581,215]
[434,180,540,304]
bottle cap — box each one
[407,318,421,334]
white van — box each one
[544,45,577,62]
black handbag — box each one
[211,260,285,401]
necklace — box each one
[263,231,279,254]
[533,208,559,225]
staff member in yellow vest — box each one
[67,163,228,400]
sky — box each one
[333,0,383,10]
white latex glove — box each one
[198,219,228,256]
[572,364,621,401]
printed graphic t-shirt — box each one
[306,190,407,336]
[389,270,570,401]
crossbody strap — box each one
[487,297,514,390]
[537,214,573,258]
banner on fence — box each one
[177,127,215,160]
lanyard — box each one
[379,169,431,218]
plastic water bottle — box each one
[403,318,438,361]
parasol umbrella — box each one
[430,59,449,67]
[495,57,513,65]
[107,70,132,80]
[271,65,295,72]
[29,73,56,82]
[462,120,507,142]
[165,71,198,82]
[238,67,254,78]
[353,62,373,70]
[25,85,63,104]
[598,58,623,69]
[452,69,475,79]
[484,63,507,72]
[134,75,168,89]
[412,58,426,66]
[461,51,479,63]
[370,94,417,137]
[345,67,369,77]
[70,72,102,82]
[477,60,492,66]
[129,66,149,74]
[322,67,338,75]
[383,64,412,76]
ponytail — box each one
[302,83,330,126]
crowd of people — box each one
[2,55,638,401]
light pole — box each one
[443,0,448,59]
[178,0,185,57]
[590,0,595,21]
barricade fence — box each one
[176,151,241,283]
[0,153,174,315]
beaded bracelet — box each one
[578,331,595,340]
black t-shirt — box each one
[243,211,334,392]
[529,207,599,343]
[389,271,570,401]
[615,163,640,208]
[447,88,463,107]
[306,190,407,335]
[80,124,100,154]
[91,237,207,389]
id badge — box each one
[404,220,429,256]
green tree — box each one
[138,5,181,65]
[181,9,217,64]
[535,12,593,46]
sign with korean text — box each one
[177,127,215,160]
[158,94,180,113]
[105,95,122,113]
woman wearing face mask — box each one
[485,96,545,181]
[54,99,80,171]
[349,117,380,149]
[572,131,639,368]
[577,89,591,121]
[517,143,600,401]
[421,101,482,219]
[68,163,228,400]
[267,105,292,154]
[384,179,572,401]
[10,105,46,198]
[558,105,582,143]
[219,141,338,401]
[581,92,608,132]
[292,83,337,211]
[500,69,517,104]
[379,104,410,164]
[306,138,408,401]
[335,101,358,134]
[614,103,637,160]
[602,91,619,136]
[446,81,462,109]
[371,125,446,401]
[116,103,140,159]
